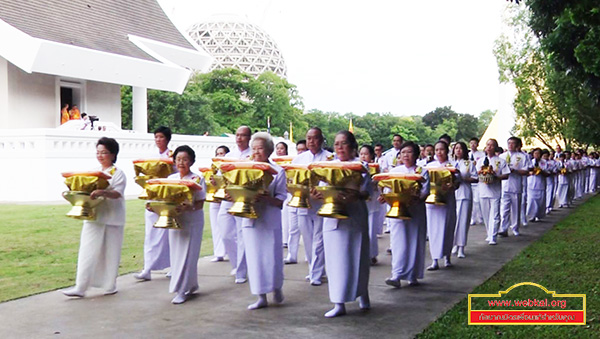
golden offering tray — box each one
[272,156,295,165]
[133,158,174,199]
[532,166,542,176]
[368,163,380,176]
[559,167,568,175]
[211,157,248,199]
[478,165,495,184]
[220,162,277,219]
[199,167,225,203]
[143,178,203,229]
[61,171,111,220]
[373,173,422,219]
[281,164,311,208]
[426,166,457,205]
[309,161,366,219]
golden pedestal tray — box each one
[309,161,366,219]
[133,158,174,199]
[143,178,203,229]
[281,164,311,208]
[61,171,111,220]
[373,173,422,219]
[272,156,295,165]
[220,162,277,219]
[425,166,457,205]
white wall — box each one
[0,129,236,202]
[0,58,8,128]
[6,62,57,128]
[86,81,122,128]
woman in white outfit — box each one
[63,137,126,298]
[526,148,548,222]
[135,126,174,281]
[452,142,478,258]
[425,141,458,270]
[381,141,429,288]
[243,133,286,310]
[209,145,229,262]
[359,144,382,265]
[556,153,570,208]
[166,146,206,304]
[320,131,371,318]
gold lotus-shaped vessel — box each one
[282,164,311,209]
[143,179,203,229]
[373,173,422,219]
[309,161,366,219]
[133,158,174,199]
[426,166,456,205]
[61,171,111,220]
[221,162,277,219]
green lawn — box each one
[417,195,600,338]
[0,199,214,303]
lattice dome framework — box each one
[187,18,287,78]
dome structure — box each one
[187,16,287,78]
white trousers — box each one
[557,184,569,206]
[454,199,472,247]
[500,192,521,233]
[546,179,556,210]
[75,222,124,292]
[298,212,325,282]
[285,208,302,262]
[209,202,225,258]
[470,184,483,224]
[218,202,246,279]
[368,211,382,259]
[479,197,500,242]
[142,210,170,271]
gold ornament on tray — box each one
[61,171,111,220]
[478,157,495,184]
[211,157,247,200]
[272,156,295,165]
[373,173,422,219]
[309,161,366,219]
[221,162,277,219]
[425,166,457,205]
[133,158,174,199]
[142,179,203,229]
[281,164,311,208]
[368,163,380,176]
[199,167,225,203]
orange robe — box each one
[61,108,70,124]
[70,108,81,120]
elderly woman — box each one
[242,132,286,310]
[166,146,206,304]
[425,140,458,270]
[209,145,229,263]
[452,142,477,258]
[63,137,126,298]
[320,131,371,318]
[135,126,174,281]
[380,141,430,288]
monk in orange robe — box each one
[61,104,70,124]
[70,105,81,120]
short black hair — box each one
[154,126,172,142]
[296,139,307,146]
[97,137,120,164]
[392,134,403,141]
[374,143,384,148]
[399,141,420,158]
[81,113,87,118]
[173,145,196,164]
[439,133,451,143]
[507,136,522,147]
[434,140,449,153]
[469,137,479,143]
[360,144,375,159]
[216,145,230,155]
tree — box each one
[422,106,459,129]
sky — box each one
[158,0,511,118]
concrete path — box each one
[0,196,593,339]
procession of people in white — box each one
[62,126,599,318]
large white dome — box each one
[187,16,287,78]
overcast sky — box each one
[158,0,510,118]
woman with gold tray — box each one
[314,131,371,318]
[425,141,459,271]
[232,133,286,310]
[161,145,206,304]
[377,141,429,289]
[359,145,383,265]
[134,126,176,281]
[526,148,549,222]
[62,137,126,298]
[451,142,478,259]
[555,153,570,208]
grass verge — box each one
[417,195,600,338]
[0,199,214,303]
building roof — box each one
[0,0,195,62]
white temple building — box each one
[0,0,225,202]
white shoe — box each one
[210,257,224,262]
[451,246,458,254]
[310,280,322,286]
[230,269,237,276]
[511,228,520,236]
[235,278,247,284]
[488,240,497,245]
[133,271,151,281]
[457,247,465,258]
[62,287,84,298]
[171,293,187,304]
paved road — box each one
[0,196,591,338]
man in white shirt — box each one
[381,134,403,172]
[218,126,252,283]
[290,127,332,285]
[499,137,531,237]
[468,138,485,225]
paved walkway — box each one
[0,196,593,339]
